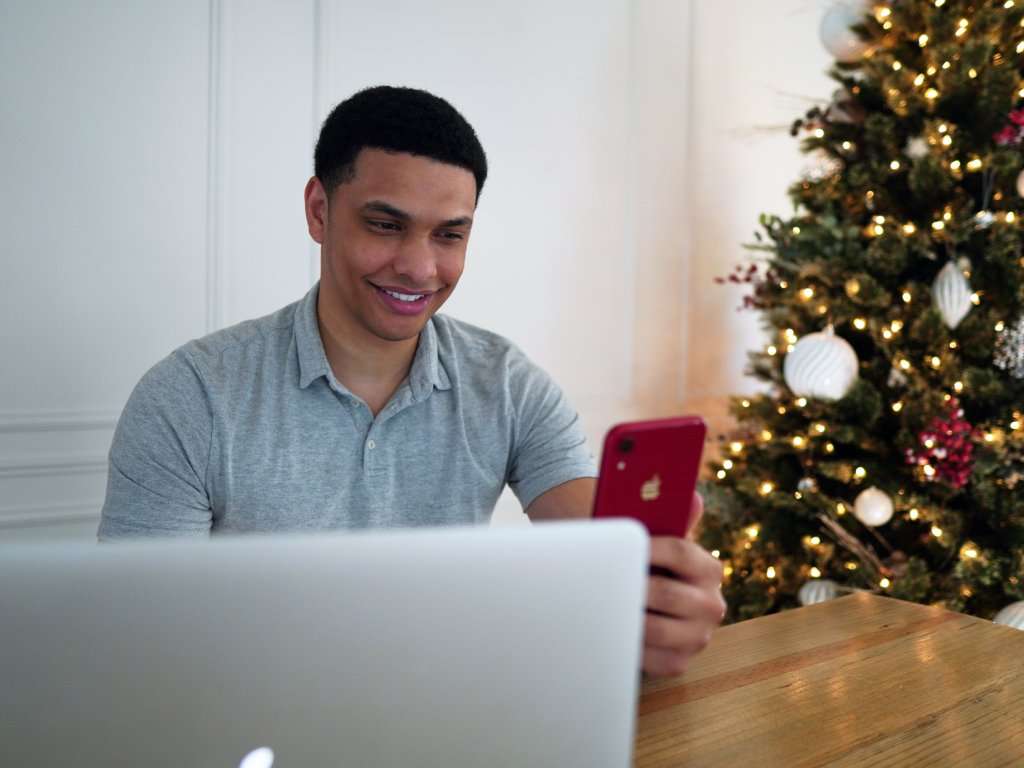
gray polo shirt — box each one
[98,281,597,539]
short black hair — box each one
[314,85,488,202]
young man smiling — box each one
[99,86,725,678]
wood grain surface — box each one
[635,592,1024,767]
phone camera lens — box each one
[619,438,634,454]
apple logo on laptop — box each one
[641,474,661,501]
[239,747,274,768]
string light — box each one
[837,502,847,515]
[796,397,808,407]
[766,566,777,579]
[792,436,807,449]
[909,508,920,520]
[882,328,894,340]
[810,536,821,545]
[800,287,815,301]
[711,549,720,558]
[960,543,979,559]
[968,68,978,79]
[930,356,942,369]
[853,317,867,330]
[879,578,891,589]
[892,61,903,71]
[761,429,773,442]
[925,88,940,99]
[932,219,946,230]
[845,561,857,570]
[923,464,937,478]
[996,320,1006,332]
[730,441,744,454]
[854,466,867,479]
[919,33,929,46]
[716,469,727,480]
[825,441,835,453]
[899,358,912,370]
[746,525,760,539]
[931,525,943,538]
[970,292,982,306]
[813,422,827,434]
[892,401,904,412]
[953,381,964,393]
[777,405,787,415]
[890,160,902,171]
[813,128,825,139]
[902,290,913,303]
[941,135,953,146]
[810,567,822,578]
[966,157,983,171]
[722,460,734,470]
[902,222,917,235]
[767,345,778,356]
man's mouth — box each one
[370,283,436,315]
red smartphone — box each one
[592,416,707,539]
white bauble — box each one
[932,260,973,329]
[854,487,894,527]
[993,601,1024,631]
[783,326,859,401]
[799,579,840,606]
[820,3,869,63]
[904,136,929,160]
[1017,169,1024,199]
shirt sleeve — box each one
[505,351,597,511]
[97,349,214,540]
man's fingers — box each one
[647,575,726,623]
[642,645,692,679]
[685,492,704,540]
[649,536,724,587]
[643,612,714,655]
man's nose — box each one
[392,235,438,285]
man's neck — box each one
[316,292,419,416]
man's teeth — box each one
[384,289,425,302]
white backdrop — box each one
[0,0,835,540]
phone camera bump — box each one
[618,437,635,454]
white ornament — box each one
[932,260,973,330]
[820,3,870,63]
[1017,169,1024,199]
[799,579,840,606]
[854,487,894,527]
[973,210,995,230]
[993,601,1024,631]
[905,136,929,160]
[783,326,859,401]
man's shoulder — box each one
[173,299,300,378]
[431,314,526,367]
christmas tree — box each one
[699,0,1024,628]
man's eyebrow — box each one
[362,201,410,220]
[362,200,473,228]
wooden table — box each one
[635,592,1024,767]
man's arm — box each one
[524,478,595,521]
[98,349,214,540]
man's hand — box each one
[642,493,726,679]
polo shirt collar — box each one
[295,281,451,397]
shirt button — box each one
[367,439,376,450]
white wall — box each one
[0,0,695,539]
[683,1,837,436]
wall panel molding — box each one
[205,0,226,334]
[0,410,118,433]
[0,500,102,530]
[0,455,107,480]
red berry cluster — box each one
[994,108,1024,146]
[904,399,978,490]
[713,264,779,311]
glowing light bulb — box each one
[810,567,822,578]
[880,578,891,589]
[909,508,920,520]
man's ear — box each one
[304,176,328,244]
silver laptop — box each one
[0,519,648,767]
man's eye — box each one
[368,220,401,232]
[438,231,464,241]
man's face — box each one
[305,148,477,344]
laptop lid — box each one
[0,519,648,767]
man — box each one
[99,85,724,678]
